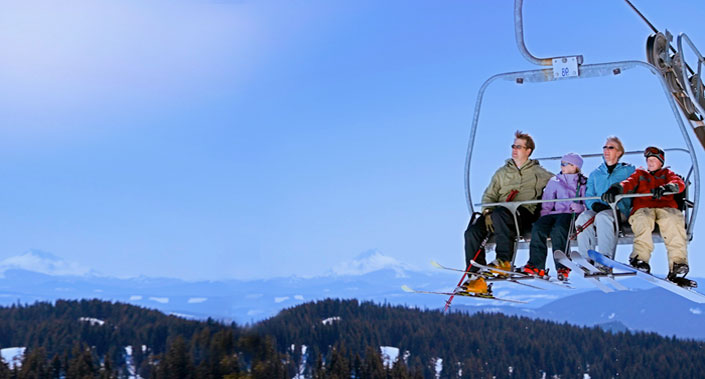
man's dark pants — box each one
[463,206,537,269]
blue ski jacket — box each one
[584,161,636,215]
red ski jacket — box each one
[618,167,685,215]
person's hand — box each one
[483,209,494,233]
[591,202,610,213]
[569,202,584,213]
[651,185,667,199]
[601,185,622,203]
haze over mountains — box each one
[2,249,704,339]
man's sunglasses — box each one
[602,145,617,150]
[511,144,527,150]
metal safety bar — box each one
[532,148,690,162]
[476,192,688,248]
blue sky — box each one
[1,0,704,280]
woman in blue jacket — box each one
[576,136,635,264]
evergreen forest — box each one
[0,298,702,378]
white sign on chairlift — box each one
[552,57,579,79]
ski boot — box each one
[460,277,489,294]
[667,263,698,288]
[629,257,651,273]
[556,267,571,281]
[521,263,546,277]
[488,259,511,276]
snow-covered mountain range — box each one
[2,249,704,339]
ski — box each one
[469,260,574,289]
[568,250,631,291]
[553,250,614,293]
[588,250,705,304]
[430,261,545,290]
[401,285,527,304]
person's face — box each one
[603,140,621,165]
[646,156,663,171]
[511,138,532,162]
[561,162,578,174]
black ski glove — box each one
[601,184,622,204]
[651,186,666,199]
[591,202,610,213]
[652,183,680,199]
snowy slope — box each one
[0,249,703,339]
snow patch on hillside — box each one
[149,297,169,304]
[1,347,25,369]
[322,316,341,325]
[380,346,399,367]
[79,317,105,326]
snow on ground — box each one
[274,296,289,303]
[1,347,25,369]
[148,297,168,304]
[129,295,142,301]
[321,316,341,325]
[187,297,207,304]
[294,295,304,300]
[79,317,105,326]
[379,346,399,367]
[292,344,308,379]
[433,357,443,379]
[124,345,147,379]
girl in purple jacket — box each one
[521,153,587,279]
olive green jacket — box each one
[481,158,553,214]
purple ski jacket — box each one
[540,173,587,217]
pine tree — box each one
[362,346,386,379]
[19,347,50,379]
[67,344,97,379]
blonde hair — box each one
[606,135,625,159]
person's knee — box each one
[464,223,483,240]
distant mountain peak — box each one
[330,249,414,277]
[0,249,95,277]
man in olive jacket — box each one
[462,131,553,292]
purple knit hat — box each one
[561,153,583,170]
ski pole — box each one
[563,213,577,254]
[446,190,519,312]
[569,215,595,240]
[444,234,489,313]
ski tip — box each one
[430,260,443,269]
[401,285,414,293]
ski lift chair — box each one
[474,148,696,269]
[465,0,701,270]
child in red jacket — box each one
[601,146,695,287]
